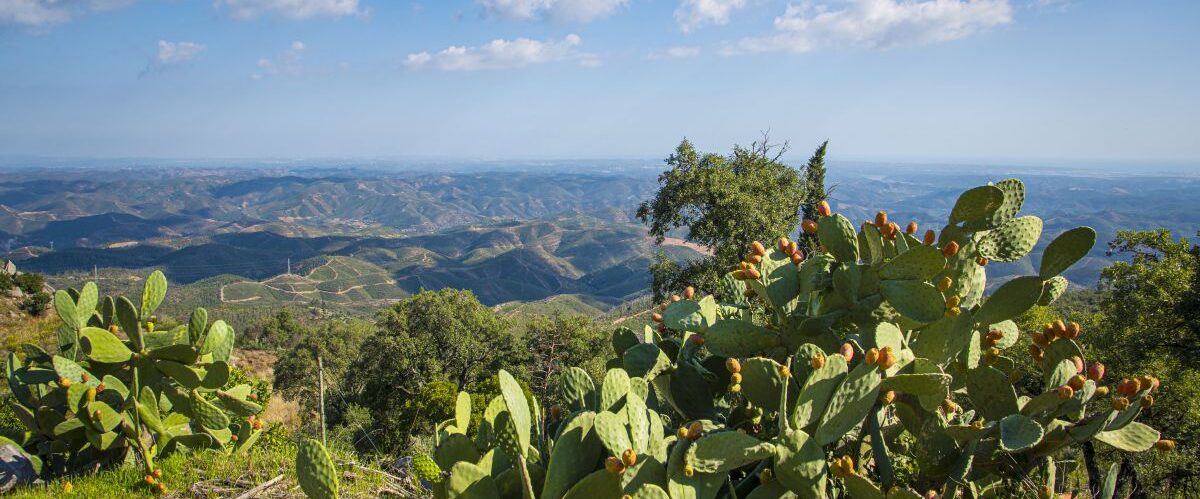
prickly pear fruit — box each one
[622,448,637,467]
[1088,362,1105,382]
[875,211,888,228]
[946,295,961,309]
[802,219,818,234]
[1094,386,1109,397]
[942,241,960,257]
[937,276,952,292]
[1052,320,1067,337]
[865,348,879,366]
[1038,485,1053,499]
[810,352,826,369]
[942,398,958,413]
[1140,375,1158,392]
[1113,397,1130,411]
[152,469,162,479]
[748,254,763,264]
[86,388,96,402]
[751,241,766,256]
[1071,356,1085,374]
[1028,345,1044,362]
[726,358,741,373]
[924,229,936,246]
[906,221,918,235]
[671,294,681,302]
[817,201,831,217]
[745,268,761,279]
[1065,322,1081,339]
[684,286,695,299]
[945,306,961,317]
[605,456,625,475]
[1141,395,1155,408]
[778,365,791,378]
[687,421,703,440]
[790,251,804,265]
[689,334,705,346]
[652,313,663,323]
[677,427,689,439]
[144,475,155,485]
[840,343,854,362]
[1068,375,1086,391]
[59,377,71,388]
[1117,379,1140,397]
[759,468,773,483]
[976,256,988,266]
[881,390,896,405]
[1058,385,1075,400]
[684,464,695,477]
[777,237,791,253]
[109,325,119,334]
[878,346,897,369]
[731,373,742,384]
[1155,440,1176,451]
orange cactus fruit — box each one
[878,347,897,369]
[1058,385,1075,400]
[1141,394,1155,408]
[802,219,818,234]
[671,294,681,302]
[874,211,888,228]
[976,256,989,266]
[906,221,918,235]
[881,390,896,405]
[778,237,791,253]
[1065,322,1081,339]
[790,251,805,265]
[687,421,704,440]
[864,348,879,366]
[942,241,960,257]
[651,313,663,323]
[1088,362,1105,382]
[923,229,936,246]
[726,358,741,373]
[745,268,761,279]
[622,449,637,467]
[684,286,695,300]
[937,276,953,292]
[817,200,832,217]
[689,334,705,346]
[810,352,826,369]
[840,343,855,362]
[605,456,626,474]
[751,241,766,256]
[1068,375,1087,391]
[1113,397,1130,411]
[1155,440,1176,451]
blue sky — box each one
[0,1,1197,166]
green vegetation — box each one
[637,137,815,302]
[3,272,265,494]
[291,177,1166,499]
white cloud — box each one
[674,0,746,33]
[405,34,594,71]
[0,0,134,26]
[215,0,362,20]
[251,40,306,79]
[141,40,206,77]
[649,46,701,59]
[476,0,628,23]
[729,0,1013,54]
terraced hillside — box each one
[219,256,405,307]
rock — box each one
[5,288,22,299]
[0,445,37,493]
[2,260,15,276]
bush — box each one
[12,273,43,295]
[18,291,49,316]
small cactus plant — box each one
[4,271,264,482]
[300,179,1161,499]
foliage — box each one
[13,273,45,296]
[243,308,309,350]
[0,270,12,291]
[392,178,1167,499]
[341,289,525,453]
[637,137,809,301]
[18,292,50,317]
[525,313,611,403]
[3,271,265,492]
[273,317,373,425]
[797,140,828,252]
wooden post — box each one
[318,355,327,446]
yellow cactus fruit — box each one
[621,449,637,467]
[1113,397,1130,411]
[1058,385,1075,400]
[726,358,741,374]
[778,365,791,378]
[1065,321,1081,339]
[683,464,695,477]
[677,427,689,439]
[1141,394,1155,408]
[751,241,766,256]
[810,352,826,369]
[729,383,742,393]
[945,306,962,317]
[937,276,953,291]
[1068,374,1086,391]
[683,286,695,300]
[881,390,896,405]
[605,456,625,475]
[946,295,961,309]
[865,348,879,366]
[817,200,831,217]
[941,398,958,413]
[58,377,71,388]
[1094,386,1110,397]
[1155,439,1176,451]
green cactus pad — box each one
[453,391,471,433]
[411,454,443,483]
[965,367,1019,421]
[998,414,1044,452]
[78,326,133,363]
[843,473,884,499]
[201,320,235,363]
[1039,227,1097,279]
[497,370,532,457]
[629,484,670,499]
[880,374,951,406]
[140,270,167,321]
[113,296,142,350]
[818,214,860,263]
[949,185,1005,225]
[739,357,793,410]
[190,390,231,430]
[623,343,671,380]
[1037,276,1069,306]
[773,429,826,497]
[563,469,621,499]
[815,363,882,446]
[626,392,651,453]
[703,319,781,358]
[880,280,945,324]
[558,367,596,412]
[156,360,205,388]
[53,290,79,332]
[188,307,208,345]
[1042,339,1084,387]
[880,245,946,281]
[601,368,631,412]
[593,410,632,457]
[612,327,641,357]
[1094,421,1159,452]
[75,282,98,324]
[542,412,603,499]
[445,461,500,499]
[977,216,1043,262]
[435,433,481,470]
[792,354,848,430]
[686,431,775,474]
[972,276,1043,327]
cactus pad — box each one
[880,280,945,324]
[1040,227,1097,279]
[686,431,775,473]
[949,185,1004,225]
[818,214,860,263]
[998,414,1044,452]
[972,276,1043,327]
[880,245,946,281]
[296,438,339,499]
[1095,422,1159,452]
[977,216,1042,262]
[704,319,782,358]
[815,363,882,445]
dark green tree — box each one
[798,140,829,251]
[343,289,525,451]
[636,137,808,301]
[272,318,374,423]
[524,313,611,403]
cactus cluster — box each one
[303,179,1167,498]
[3,271,264,491]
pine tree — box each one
[798,140,828,251]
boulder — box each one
[0,445,37,493]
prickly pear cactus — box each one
[414,179,1168,498]
[3,271,264,490]
[297,438,340,499]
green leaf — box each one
[296,438,340,499]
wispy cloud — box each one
[405,34,597,71]
[648,46,701,59]
[0,0,134,27]
[675,0,746,33]
[141,40,206,77]
[251,40,306,79]
[476,0,628,23]
[728,0,1013,54]
[214,0,363,20]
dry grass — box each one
[0,298,59,357]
